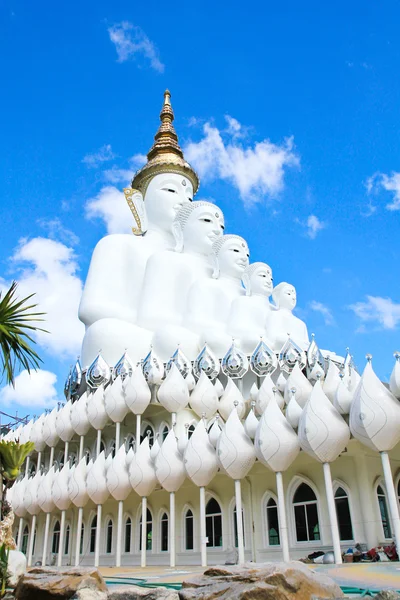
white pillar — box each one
[96,430,102,458]
[94,504,102,567]
[199,486,207,567]
[74,507,83,567]
[27,514,36,567]
[64,441,69,465]
[17,517,24,552]
[57,510,66,567]
[42,512,51,566]
[170,492,175,568]
[323,462,342,564]
[116,500,123,567]
[136,415,141,453]
[354,453,377,548]
[115,422,121,451]
[79,436,84,461]
[380,451,400,554]
[276,471,290,562]
[234,479,245,564]
[141,497,147,568]
[36,452,42,471]
[49,447,54,469]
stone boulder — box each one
[15,567,107,600]
[179,562,344,600]
[108,586,179,600]
[7,550,27,588]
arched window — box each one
[64,525,70,555]
[233,504,245,548]
[377,485,392,539]
[21,525,29,555]
[161,512,169,551]
[188,424,195,439]
[334,487,353,541]
[139,508,153,550]
[52,520,60,554]
[69,453,77,467]
[266,497,280,546]
[162,425,169,441]
[206,498,222,547]
[90,516,97,553]
[293,483,320,542]
[80,523,85,554]
[125,518,132,553]
[185,509,194,550]
[142,425,154,447]
[106,520,113,553]
[125,436,135,453]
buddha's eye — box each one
[163,188,177,194]
[188,197,193,202]
[232,248,240,253]
[201,218,212,223]
[220,224,225,230]
[246,253,250,258]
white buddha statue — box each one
[266,282,309,352]
[184,234,250,358]
[79,91,199,367]
[228,261,273,354]
[139,201,225,360]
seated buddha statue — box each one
[227,261,274,354]
[184,234,250,358]
[266,282,310,352]
[139,201,225,360]
[79,91,199,367]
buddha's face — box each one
[183,206,224,255]
[218,239,250,279]
[250,265,273,296]
[145,173,193,230]
[278,285,297,310]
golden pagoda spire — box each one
[132,90,199,195]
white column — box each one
[170,492,176,568]
[27,514,36,567]
[275,471,290,562]
[42,512,51,566]
[74,507,83,567]
[141,497,147,568]
[116,500,123,567]
[79,436,84,461]
[354,453,377,548]
[36,452,42,471]
[94,504,102,567]
[323,462,342,564]
[57,510,66,567]
[49,447,55,469]
[380,451,400,555]
[115,422,121,451]
[199,486,207,567]
[96,431,102,457]
[64,441,69,465]
[17,517,24,552]
[234,479,245,564]
[136,415,141,453]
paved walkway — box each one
[100,562,400,591]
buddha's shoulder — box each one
[94,233,140,252]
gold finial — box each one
[131,89,199,195]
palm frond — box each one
[0,281,47,386]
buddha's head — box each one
[211,235,250,280]
[144,173,193,231]
[242,262,273,297]
[272,282,297,310]
[172,201,224,254]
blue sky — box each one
[1,0,399,416]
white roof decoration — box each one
[350,359,400,452]
[333,375,354,415]
[244,405,259,440]
[55,400,75,442]
[257,374,284,415]
[214,378,224,398]
[123,366,151,415]
[25,472,42,516]
[285,388,303,429]
[38,466,56,513]
[104,375,129,423]
[71,392,91,436]
[155,429,186,492]
[150,436,161,463]
[106,445,132,501]
[87,386,109,430]
[298,379,350,463]
[86,450,110,505]
[217,408,255,479]
[30,414,46,452]
[11,478,27,518]
[18,419,33,445]
[218,377,245,421]
[42,407,60,448]
[184,419,218,487]
[389,353,400,398]
[208,417,222,448]
[322,360,341,403]
[283,363,312,408]
[68,456,90,508]
[52,462,72,511]
[128,436,157,497]
[157,363,190,413]
[189,371,219,419]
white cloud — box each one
[85,186,133,234]
[349,295,400,330]
[82,144,115,168]
[0,369,59,408]
[309,300,335,325]
[366,171,400,211]
[37,217,79,246]
[184,120,298,204]
[103,153,146,184]
[8,237,84,358]
[299,214,326,239]
[108,22,164,73]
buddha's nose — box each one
[213,227,222,236]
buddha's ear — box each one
[211,253,220,279]
[172,221,184,252]
[242,273,251,296]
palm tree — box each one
[0,281,46,386]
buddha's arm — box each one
[184,283,222,333]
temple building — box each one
[4,90,400,569]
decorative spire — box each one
[132,90,199,195]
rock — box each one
[7,550,27,588]
[179,562,344,600]
[15,567,107,600]
[108,586,179,600]
[374,593,400,600]
[71,588,108,600]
